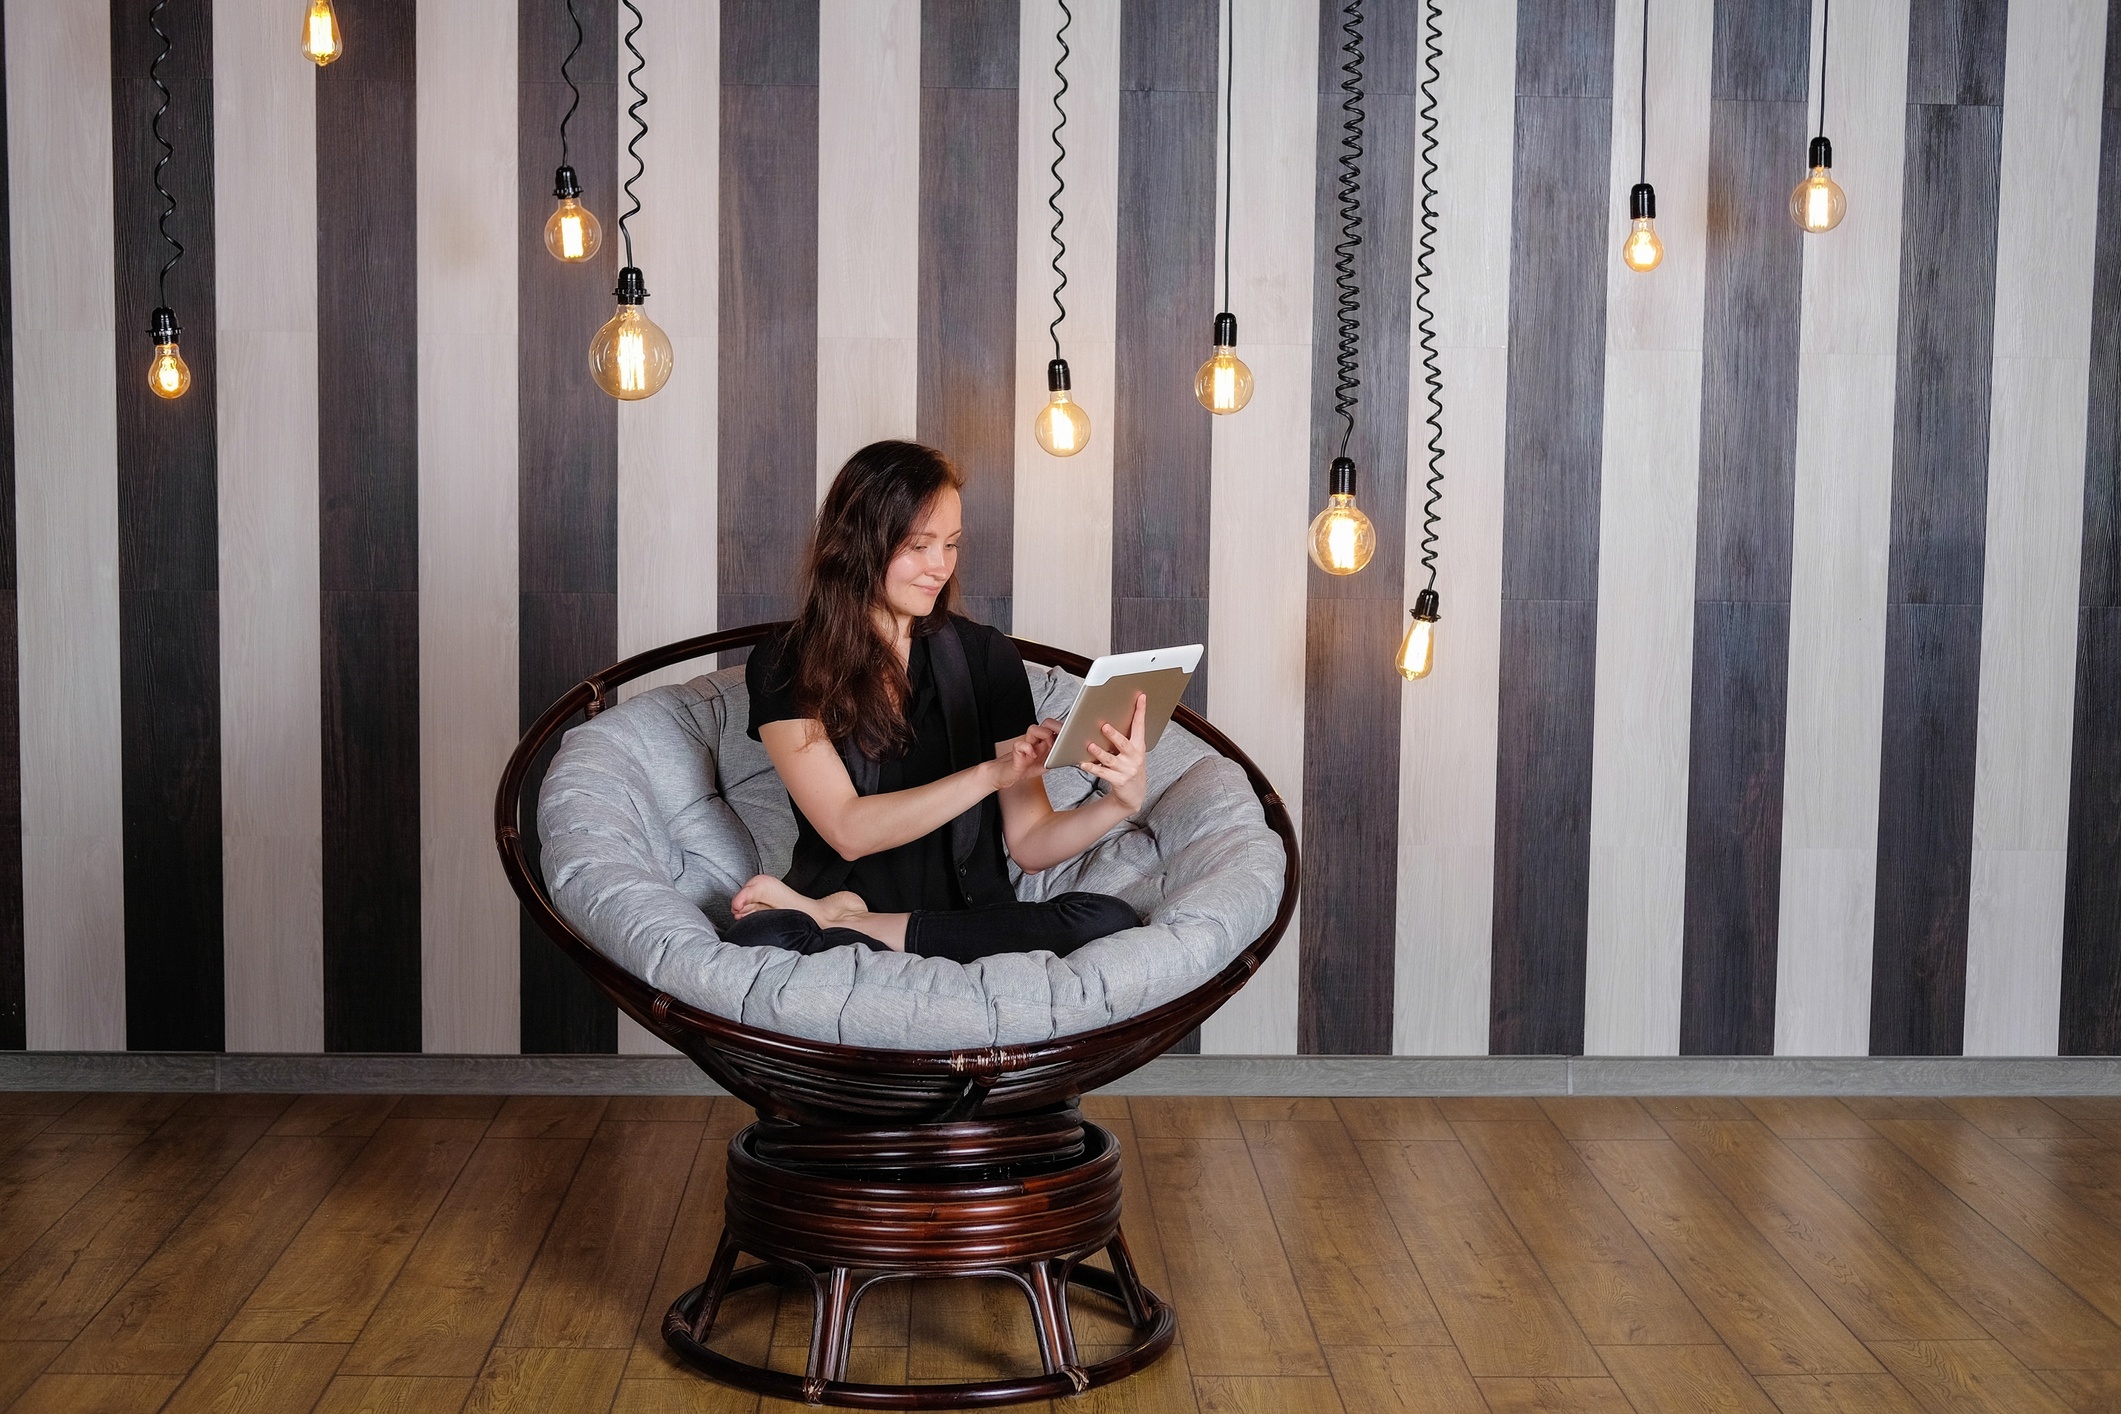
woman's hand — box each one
[1082,693,1149,814]
[990,719,1059,793]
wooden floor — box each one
[3,1095,2121,1413]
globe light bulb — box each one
[1396,589,1441,680]
[299,0,342,66]
[1622,181,1663,273]
[147,307,190,400]
[588,267,674,400]
[1790,138,1847,233]
[1034,358,1091,457]
[543,165,602,263]
[1194,311,1254,414]
[1307,457,1376,575]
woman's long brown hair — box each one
[786,440,964,759]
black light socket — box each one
[553,163,584,200]
[148,306,180,343]
[1213,311,1238,347]
[1046,357,1072,393]
[1329,455,1357,497]
[1629,182,1657,221]
[1412,587,1441,623]
[614,266,648,305]
[1808,135,1834,170]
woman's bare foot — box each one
[733,874,854,924]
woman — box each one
[728,440,1148,962]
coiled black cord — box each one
[1414,0,1443,591]
[1331,0,1363,458]
[1047,0,1073,360]
[619,0,647,266]
[560,0,584,167]
[148,0,181,306]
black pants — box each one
[726,892,1139,963]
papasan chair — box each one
[496,623,1297,1409]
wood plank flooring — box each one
[2,1093,2120,1411]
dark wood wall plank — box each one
[1489,0,1613,1056]
[918,0,1016,631]
[1679,0,1809,1056]
[0,0,21,1051]
[517,0,619,1056]
[113,0,221,1051]
[1870,0,2007,1057]
[319,0,421,1053]
[1297,0,1419,1055]
[2062,1,2121,1055]
[720,0,819,651]
[1112,0,1215,716]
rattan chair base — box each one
[660,1118,1176,1408]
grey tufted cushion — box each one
[536,662,1285,1049]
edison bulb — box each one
[1791,169,1846,232]
[1194,312,1254,414]
[299,0,343,66]
[1307,455,1375,574]
[149,342,190,400]
[1396,590,1441,680]
[588,268,673,400]
[1034,357,1091,456]
[1623,217,1664,272]
[1622,180,1663,272]
[545,198,602,262]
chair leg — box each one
[1023,1259,1080,1376]
[1104,1229,1156,1329]
[688,1229,743,1344]
[806,1265,857,1386]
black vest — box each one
[792,618,989,902]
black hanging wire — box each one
[1638,0,1649,183]
[148,0,181,307]
[560,0,584,167]
[1047,0,1073,360]
[1813,0,1830,141]
[618,0,647,267]
[1413,0,1443,592]
[1330,0,1364,459]
[1220,0,1234,314]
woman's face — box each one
[882,486,961,625]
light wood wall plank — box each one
[419,0,520,1054]
[615,0,719,1057]
[1964,0,2109,1055]
[9,0,124,1050]
[1011,0,1119,656]
[1393,0,1514,1056]
[216,0,321,1052]
[1775,0,1910,1056]
[1200,0,1317,1055]
[816,0,920,500]
[1582,0,1713,1056]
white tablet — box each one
[1043,644,1203,770]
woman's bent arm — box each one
[997,694,1149,874]
[759,718,1046,861]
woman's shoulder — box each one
[942,612,1018,663]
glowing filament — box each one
[617,327,647,392]
[559,214,584,259]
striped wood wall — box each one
[2,0,2117,1059]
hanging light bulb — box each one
[1396,588,1441,680]
[544,165,602,263]
[147,306,190,400]
[1307,457,1376,575]
[588,266,673,400]
[1791,136,1847,233]
[1622,182,1663,272]
[1034,358,1091,457]
[1195,312,1254,414]
[299,0,342,66]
